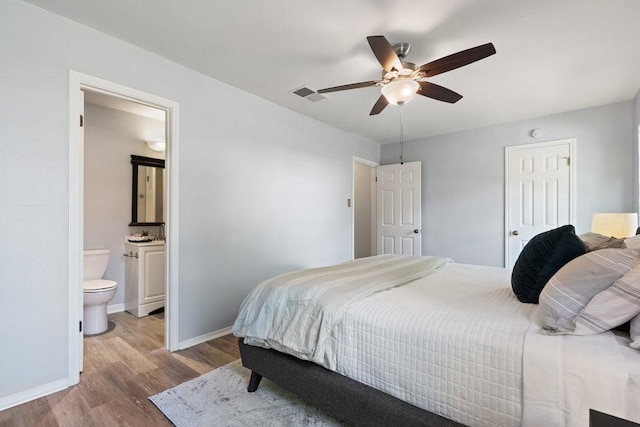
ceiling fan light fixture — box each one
[381,79,419,105]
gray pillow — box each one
[573,265,640,335]
[579,232,625,251]
[535,248,640,334]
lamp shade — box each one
[381,80,419,105]
[591,213,638,238]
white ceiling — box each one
[24,0,640,144]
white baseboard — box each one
[107,303,125,314]
[0,378,69,411]
[178,326,234,350]
[0,325,233,410]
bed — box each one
[233,251,640,426]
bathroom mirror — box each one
[130,155,165,226]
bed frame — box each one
[238,339,463,427]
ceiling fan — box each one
[317,36,496,116]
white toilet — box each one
[83,249,118,335]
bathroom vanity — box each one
[124,240,165,317]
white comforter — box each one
[233,254,451,369]
[336,263,640,426]
[336,263,535,426]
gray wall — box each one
[84,103,165,308]
[381,101,635,267]
[0,0,378,404]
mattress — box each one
[334,263,536,427]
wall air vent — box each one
[291,86,326,103]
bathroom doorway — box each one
[69,71,180,385]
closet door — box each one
[505,139,573,267]
[376,161,422,255]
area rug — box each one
[149,360,342,426]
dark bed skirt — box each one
[238,338,463,427]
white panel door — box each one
[505,140,574,267]
[376,161,422,255]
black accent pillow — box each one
[511,225,586,303]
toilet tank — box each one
[83,249,111,280]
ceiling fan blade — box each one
[417,81,463,103]
[367,35,403,73]
[317,80,378,94]
[369,95,389,116]
[419,43,496,77]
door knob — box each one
[413,229,419,234]
[512,230,519,236]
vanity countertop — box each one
[124,238,165,247]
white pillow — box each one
[631,314,640,350]
[624,234,640,249]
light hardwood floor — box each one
[0,311,241,426]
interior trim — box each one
[68,71,181,390]
[0,379,68,411]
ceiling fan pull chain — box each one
[400,105,404,165]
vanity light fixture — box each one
[146,139,166,152]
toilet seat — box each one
[83,279,117,293]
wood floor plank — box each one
[170,350,218,375]
[75,370,122,409]
[177,342,237,374]
[114,311,164,344]
[99,361,170,425]
[82,336,121,374]
[91,397,170,427]
[87,403,128,426]
[2,311,241,426]
[0,407,11,425]
[135,367,180,396]
[147,348,201,385]
[103,336,158,375]
[46,386,97,427]
[3,397,58,427]
[209,333,242,359]
[113,322,163,356]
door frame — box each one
[352,156,379,259]
[504,138,576,267]
[68,71,180,386]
